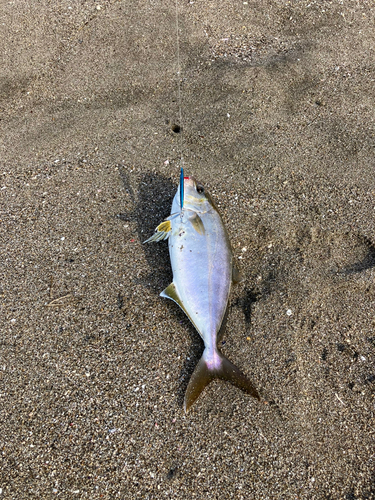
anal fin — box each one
[160,282,181,304]
[161,283,201,336]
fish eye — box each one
[196,184,204,194]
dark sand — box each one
[1,1,374,498]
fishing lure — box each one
[180,167,184,211]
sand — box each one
[1,0,374,498]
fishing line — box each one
[175,0,184,164]
[175,0,185,215]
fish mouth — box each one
[182,176,207,199]
[182,176,195,188]
[184,176,196,186]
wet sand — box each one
[1,1,374,498]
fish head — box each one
[175,176,216,213]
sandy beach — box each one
[1,0,374,498]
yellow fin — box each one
[157,220,172,233]
[143,220,171,243]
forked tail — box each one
[184,348,260,412]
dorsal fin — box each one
[232,264,241,284]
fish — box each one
[145,175,260,411]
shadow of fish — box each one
[145,175,260,412]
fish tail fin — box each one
[217,353,260,401]
[184,356,214,413]
[184,349,260,412]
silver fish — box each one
[145,176,260,411]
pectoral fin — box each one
[143,220,172,243]
[190,213,205,235]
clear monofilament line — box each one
[175,0,184,172]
